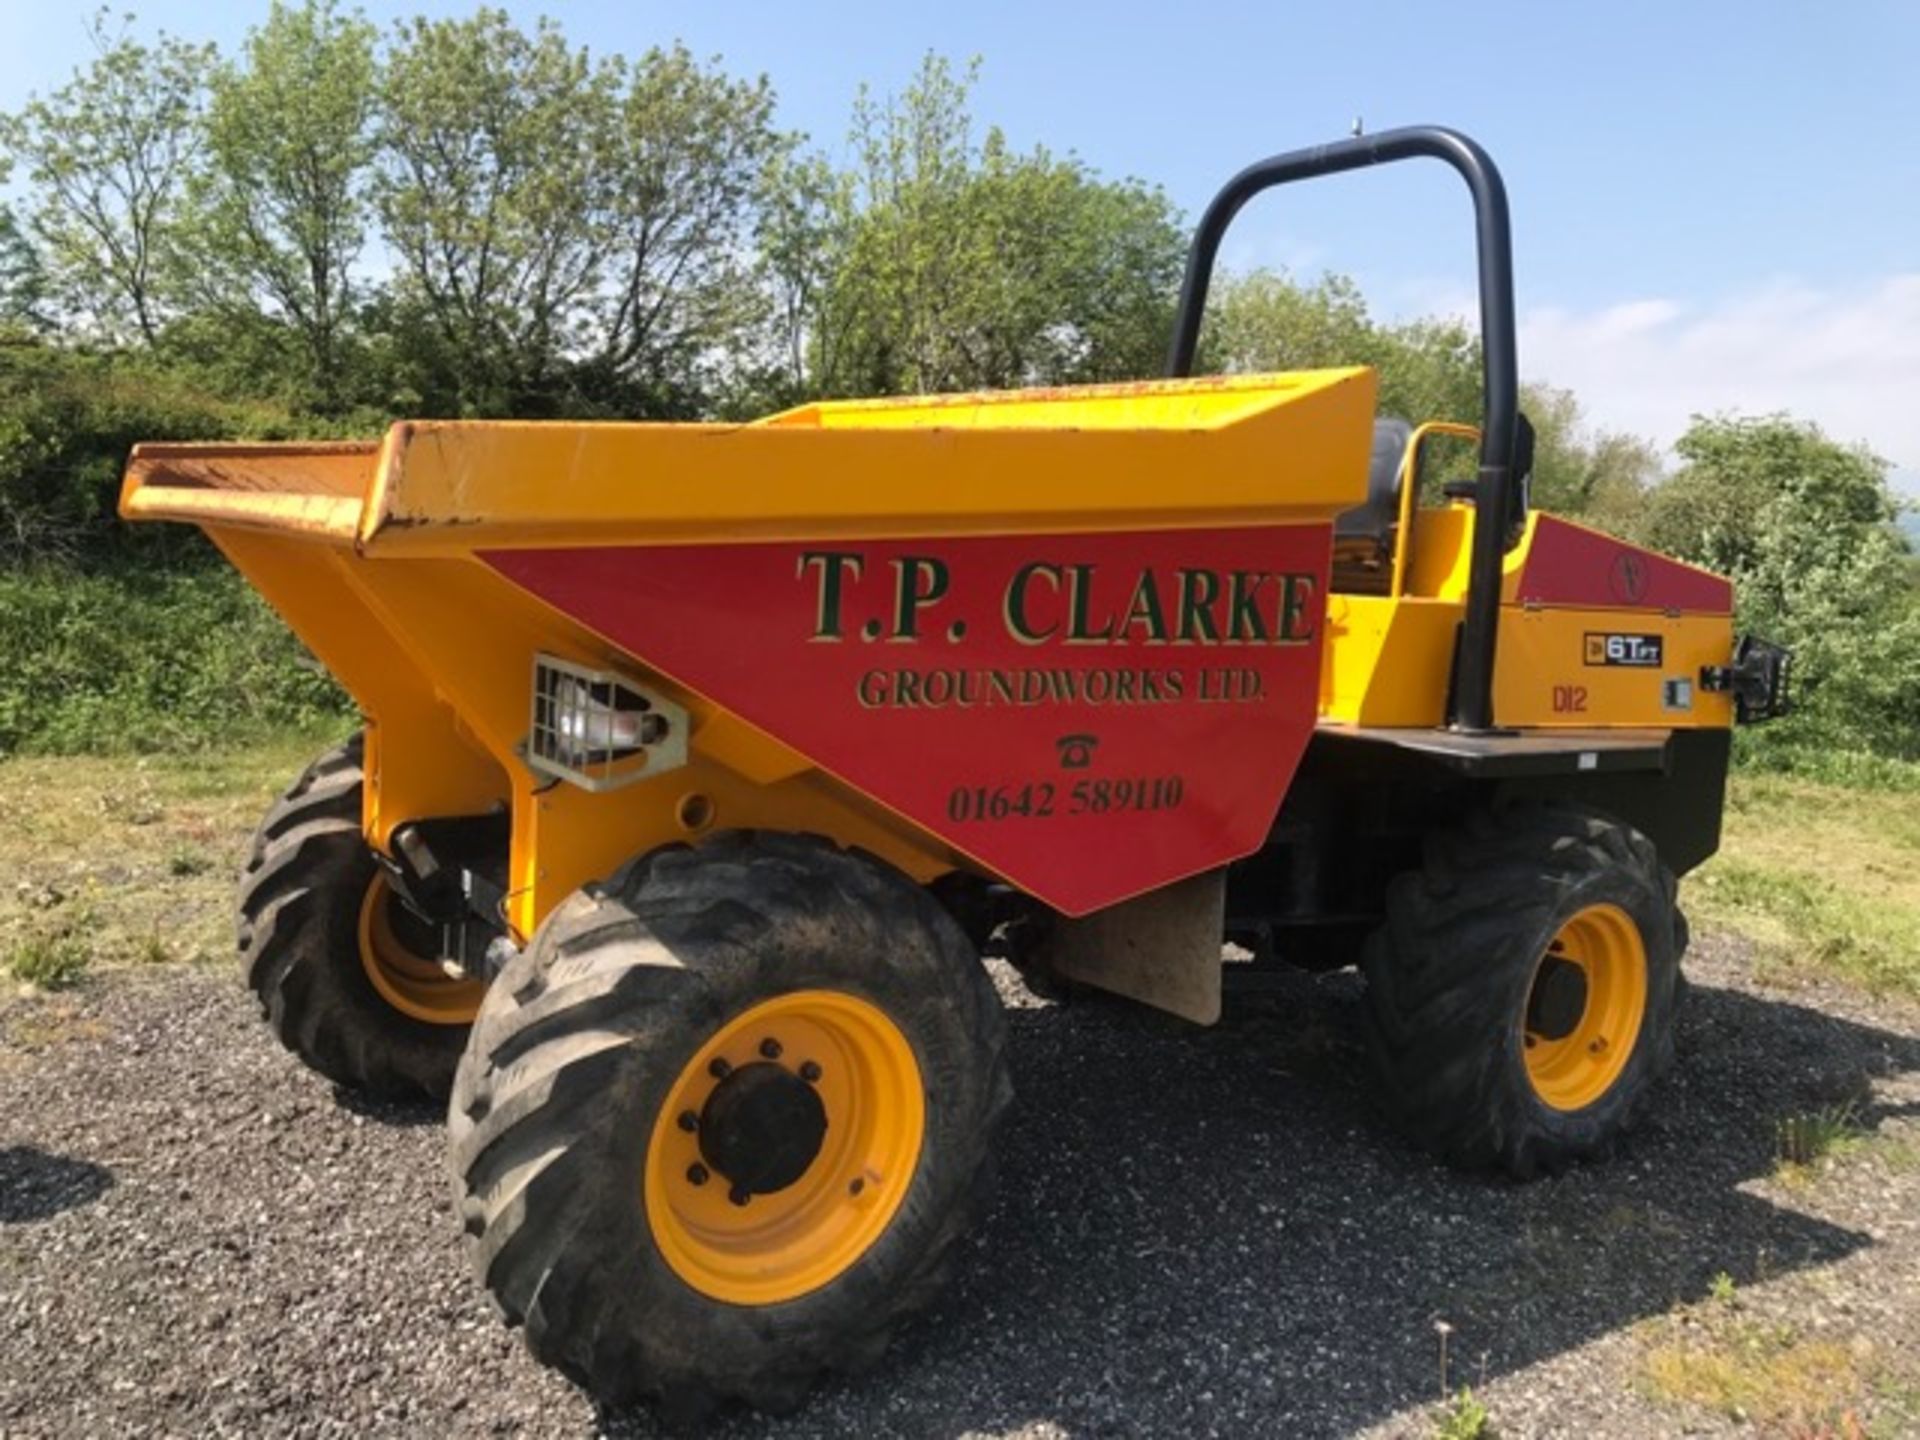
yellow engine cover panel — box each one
[1493,606,1735,728]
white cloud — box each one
[1518,275,1920,494]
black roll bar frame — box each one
[1165,125,1519,732]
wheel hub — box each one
[643,989,926,1306]
[698,1061,828,1197]
[1525,956,1589,1041]
[356,872,486,1026]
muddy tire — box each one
[449,832,1012,1416]
[1360,803,1683,1178]
[238,735,480,1099]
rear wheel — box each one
[238,735,484,1098]
[449,832,1011,1415]
[1360,804,1684,1177]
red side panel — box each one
[1516,516,1734,613]
[484,526,1332,915]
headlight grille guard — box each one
[524,653,689,792]
[1702,635,1792,724]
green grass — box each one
[1640,1258,1919,1433]
[5,927,91,990]
[1775,1100,1871,1188]
[1771,1100,1920,1190]
[1733,727,1920,792]
[1640,1322,1886,1433]
[0,736,346,982]
[1687,772,1920,999]
[1431,1388,1493,1440]
[167,846,214,877]
[1639,1278,1920,1437]
[0,566,352,756]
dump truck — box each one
[118,126,1787,1415]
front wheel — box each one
[238,735,485,1098]
[1360,804,1685,1177]
[448,832,1011,1414]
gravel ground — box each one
[3,933,1918,1439]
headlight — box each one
[528,654,688,792]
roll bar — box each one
[1165,125,1519,733]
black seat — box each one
[1330,418,1413,596]
[1335,418,1414,539]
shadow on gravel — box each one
[330,1086,444,1129]
[0,1146,114,1223]
[601,965,1920,1438]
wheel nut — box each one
[799,1061,822,1083]
[686,1163,708,1186]
[728,1184,751,1208]
[708,1057,731,1080]
[676,1109,699,1132]
[760,1038,783,1060]
[848,1177,864,1196]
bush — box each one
[1644,416,1920,761]
[0,337,345,571]
[0,336,361,755]
[0,566,351,754]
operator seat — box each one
[1331,417,1413,595]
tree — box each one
[757,152,850,403]
[375,9,613,414]
[581,45,787,416]
[375,16,783,417]
[1521,382,1659,534]
[1203,270,1481,428]
[1645,414,1920,757]
[0,204,48,332]
[785,55,1185,399]
[3,13,212,344]
[1205,273,1667,525]
[190,0,379,408]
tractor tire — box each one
[1360,803,1684,1178]
[238,734,484,1099]
[449,832,1012,1416]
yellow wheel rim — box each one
[1522,902,1648,1111]
[644,990,925,1306]
[355,872,486,1026]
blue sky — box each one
[5,1,1918,490]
